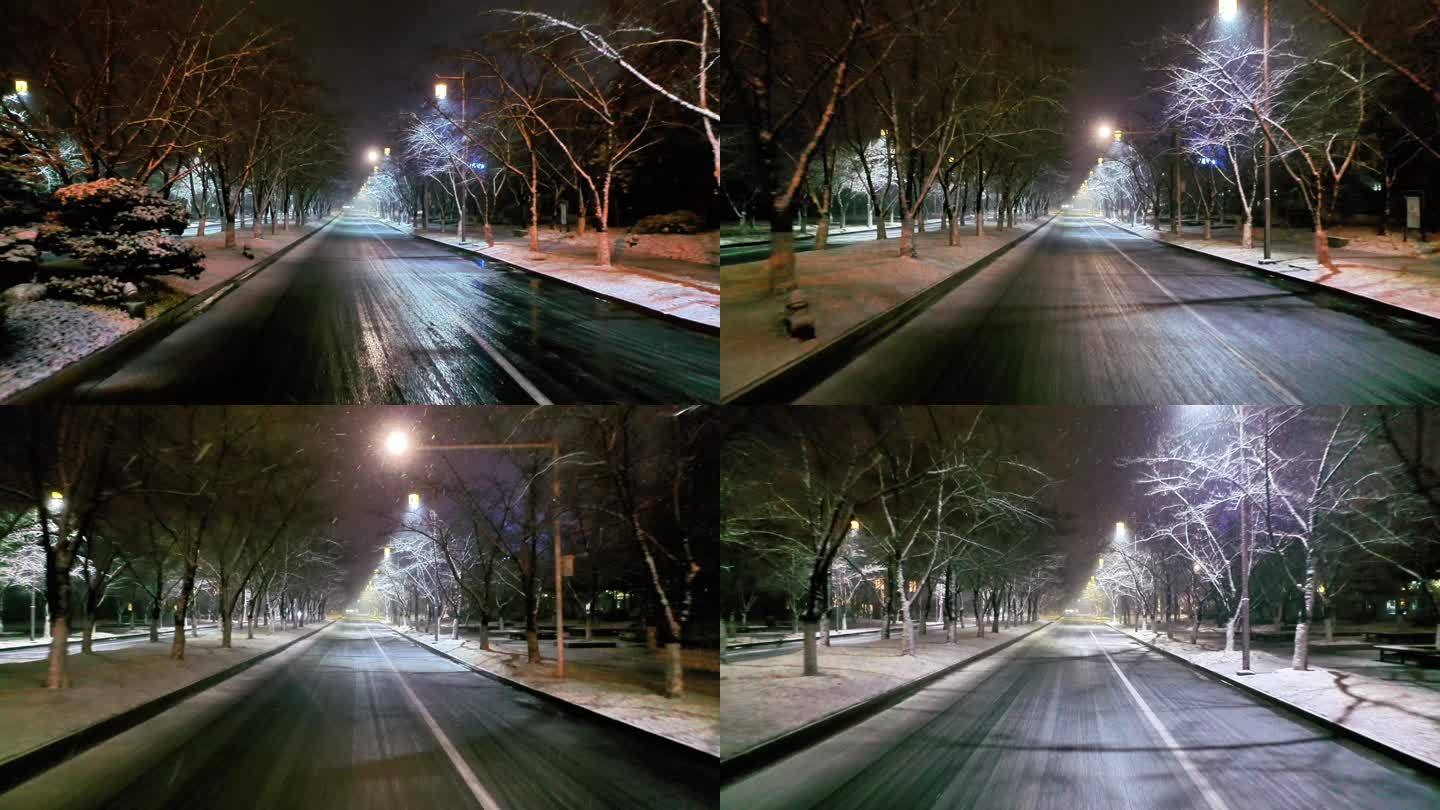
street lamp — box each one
[366,148,379,164]
[849,519,860,531]
[1094,123,1114,142]
[13,79,28,96]
[382,428,568,677]
[47,491,64,511]
[434,82,448,100]
[407,492,421,510]
[434,70,469,243]
[1218,0,1238,21]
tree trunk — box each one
[663,642,684,698]
[802,619,819,675]
[1224,614,1237,653]
[1292,555,1317,671]
[81,616,95,654]
[46,616,69,689]
[973,590,985,638]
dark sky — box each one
[257,0,586,181]
[1033,0,1219,191]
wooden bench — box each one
[1375,644,1440,667]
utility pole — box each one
[1262,0,1273,260]
[1238,409,1254,675]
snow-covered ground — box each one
[388,623,719,756]
[720,621,1047,758]
[385,221,720,328]
[721,218,1048,399]
[1114,624,1440,770]
[0,221,326,400]
[0,622,328,764]
[1108,220,1440,322]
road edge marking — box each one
[1083,219,1302,404]
[366,624,502,810]
[1090,629,1230,810]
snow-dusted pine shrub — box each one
[38,178,203,290]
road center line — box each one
[365,624,501,810]
[1083,219,1302,404]
[1090,630,1230,810]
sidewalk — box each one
[720,621,1047,758]
[0,622,327,765]
[1113,623,1440,771]
[725,620,945,649]
[390,220,719,329]
[388,622,719,756]
[0,623,219,652]
[0,219,328,400]
[1107,219,1440,322]
[721,218,1049,400]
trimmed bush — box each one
[37,178,203,286]
[631,210,705,235]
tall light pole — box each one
[383,428,566,677]
[1223,1,1272,259]
[435,70,468,243]
[1237,409,1254,675]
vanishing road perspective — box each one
[5,620,715,809]
[42,216,720,405]
[722,620,1440,810]
[773,216,1440,404]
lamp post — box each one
[1220,0,1272,259]
[434,70,468,243]
[383,428,566,677]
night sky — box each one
[256,0,586,180]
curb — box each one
[3,215,340,404]
[0,624,220,653]
[721,620,1053,784]
[1102,220,1440,330]
[1115,626,1440,781]
[0,620,336,793]
[372,218,719,335]
[387,624,718,766]
[721,215,1058,404]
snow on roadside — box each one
[0,300,141,399]
[0,623,329,764]
[721,623,1047,758]
[391,625,719,756]
[1116,625,1440,769]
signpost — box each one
[1403,192,1423,242]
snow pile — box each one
[721,623,1045,757]
[0,299,141,399]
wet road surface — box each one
[4,620,714,809]
[68,216,718,404]
[796,215,1440,404]
[722,621,1440,810]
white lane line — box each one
[363,220,553,405]
[1090,630,1229,810]
[1083,219,1302,404]
[366,624,501,810]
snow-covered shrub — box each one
[0,136,45,276]
[46,274,129,303]
[38,178,202,285]
[631,210,705,234]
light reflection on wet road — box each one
[69,216,718,404]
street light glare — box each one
[407,492,420,510]
[1094,123,1113,141]
[14,79,28,95]
[366,148,379,163]
[383,429,410,457]
[1218,0,1238,21]
[434,82,448,100]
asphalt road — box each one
[0,624,216,663]
[721,218,948,265]
[795,215,1440,403]
[65,215,719,404]
[722,621,1440,809]
[6,620,713,809]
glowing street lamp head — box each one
[1095,123,1114,142]
[434,82,448,100]
[383,429,411,457]
[407,492,421,510]
[849,519,860,531]
[1218,0,1238,22]
[14,79,28,96]
[383,147,391,157]
[366,148,379,164]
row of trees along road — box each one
[362,1,718,269]
[0,408,344,690]
[723,407,1068,676]
[1095,407,1439,671]
[0,0,349,276]
[1088,1,1440,267]
[369,406,719,699]
[723,0,1072,338]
